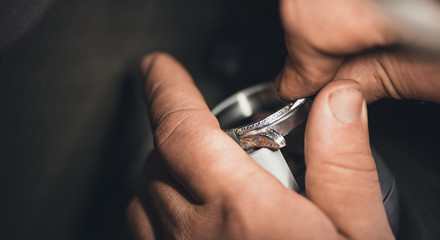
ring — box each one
[211,82,399,232]
[212,82,311,152]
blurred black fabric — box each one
[0,0,283,239]
[369,100,440,240]
[0,0,439,239]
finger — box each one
[275,52,343,101]
[138,152,339,240]
[142,151,196,239]
[277,0,396,100]
[127,151,193,240]
[304,80,394,239]
[141,52,281,203]
[334,49,440,103]
[127,198,156,240]
[128,151,198,240]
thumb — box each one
[304,80,393,239]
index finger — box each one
[277,0,396,100]
[142,53,282,203]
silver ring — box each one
[212,82,311,152]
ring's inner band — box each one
[211,83,399,229]
[213,83,287,129]
[212,82,306,192]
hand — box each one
[277,0,440,103]
[127,53,394,239]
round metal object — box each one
[212,82,399,234]
[212,82,311,152]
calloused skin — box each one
[277,0,440,103]
[127,0,440,239]
[127,53,392,239]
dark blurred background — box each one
[0,0,439,239]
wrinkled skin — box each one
[127,0,440,239]
[127,53,393,239]
[277,0,440,103]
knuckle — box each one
[153,108,218,149]
[328,150,378,173]
[153,109,196,147]
[310,150,380,187]
[370,54,404,100]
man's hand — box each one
[277,0,440,103]
[127,53,394,239]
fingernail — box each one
[329,88,364,122]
